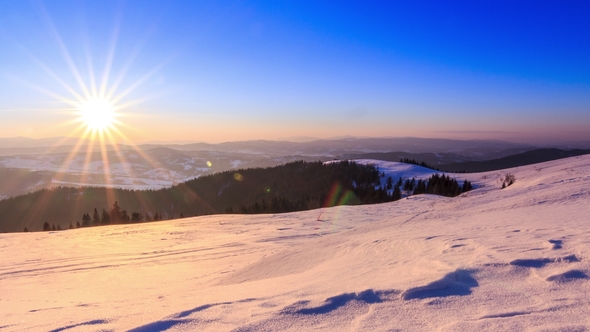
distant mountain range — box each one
[0,136,98,149]
[437,148,590,172]
[2,136,589,152]
[0,136,589,199]
[344,148,590,173]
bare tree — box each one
[502,174,516,188]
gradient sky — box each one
[0,0,589,144]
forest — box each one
[2,160,472,233]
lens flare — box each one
[315,182,359,231]
[323,182,357,207]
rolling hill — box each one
[1,154,589,330]
[438,148,590,172]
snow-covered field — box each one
[50,177,178,191]
[355,159,449,183]
[1,155,590,331]
[0,155,189,189]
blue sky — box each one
[0,0,589,143]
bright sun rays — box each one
[15,3,170,221]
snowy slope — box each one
[353,159,453,187]
[1,155,590,331]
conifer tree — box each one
[386,176,393,190]
[131,212,142,222]
[121,210,130,223]
[81,213,91,227]
[403,179,412,191]
[392,185,402,201]
[101,209,110,225]
[413,179,426,195]
[110,201,122,224]
[462,180,473,192]
[92,208,100,226]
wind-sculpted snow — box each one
[290,289,387,314]
[401,269,478,300]
[2,155,590,330]
[546,270,588,283]
[48,319,111,332]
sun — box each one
[77,98,118,132]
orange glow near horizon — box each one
[12,7,174,222]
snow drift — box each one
[1,155,590,331]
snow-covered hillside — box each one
[1,155,590,331]
[0,149,327,197]
[355,159,452,183]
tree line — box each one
[399,158,441,171]
[33,201,171,232]
[30,174,472,233]
[7,161,381,232]
[9,161,473,233]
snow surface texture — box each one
[2,156,590,331]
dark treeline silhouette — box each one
[51,173,471,232]
[43,201,168,231]
[411,174,472,197]
[399,158,441,171]
[78,202,163,226]
[2,161,389,232]
[67,174,471,227]
[4,161,474,233]
[235,181,394,214]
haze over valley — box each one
[1,1,590,331]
